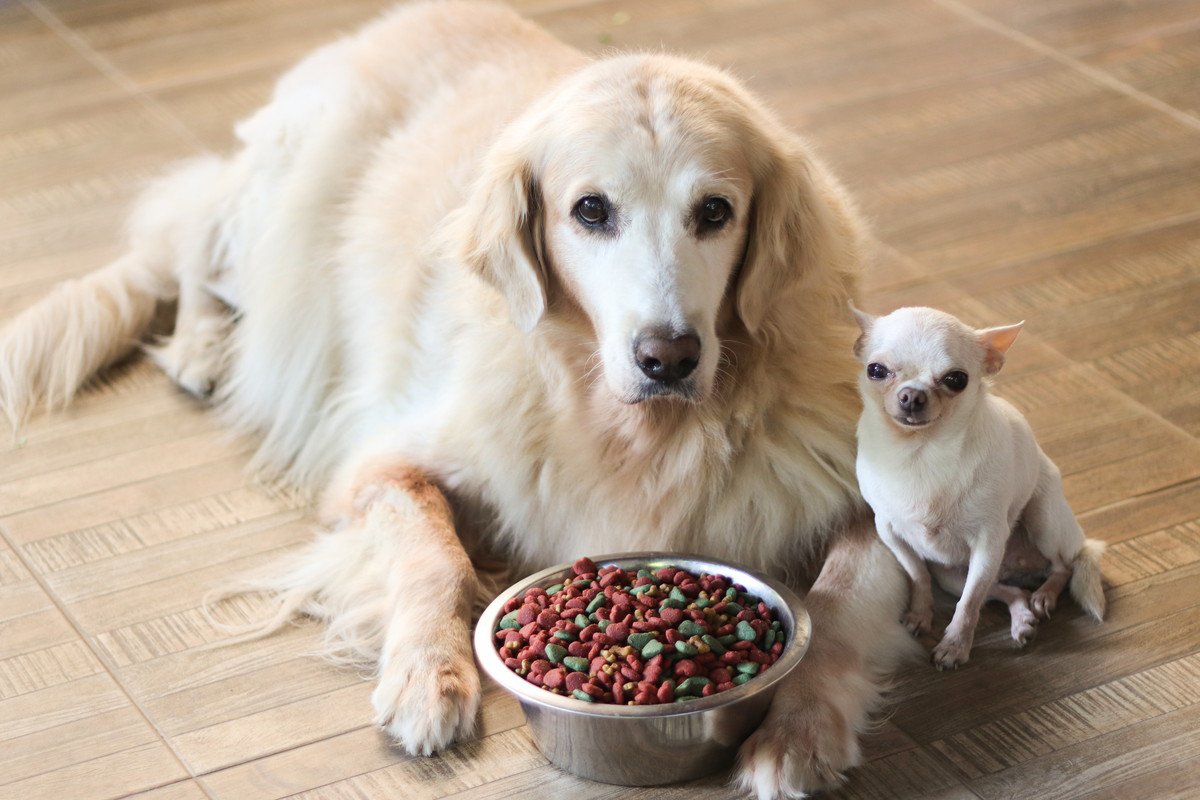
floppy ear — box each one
[736,138,858,338]
[848,303,876,357]
[447,137,547,332]
[977,321,1024,374]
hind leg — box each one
[146,276,231,399]
[1022,455,1083,620]
[931,564,1038,650]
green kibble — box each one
[669,586,687,603]
[641,639,665,659]
[637,569,651,579]
[736,621,758,642]
[598,619,610,630]
[545,583,564,595]
[631,583,655,596]
[552,630,576,641]
[677,620,706,637]
[722,602,743,614]
[628,632,657,650]
[736,661,760,675]
[544,644,567,663]
[660,598,685,609]
[732,673,752,685]
[694,598,711,609]
[574,613,590,628]
[701,634,726,655]
[676,676,712,696]
[725,587,737,600]
[764,629,776,649]
[771,620,782,631]
[673,641,698,656]
[563,656,589,673]
[675,695,699,703]
[718,634,736,646]
[498,611,520,630]
[586,595,606,613]
[572,689,596,702]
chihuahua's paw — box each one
[932,633,972,670]
[1010,610,1038,649]
[902,609,933,637]
[1030,588,1057,621]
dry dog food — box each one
[491,558,785,705]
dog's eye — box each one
[574,195,609,227]
[942,370,968,392]
[697,197,732,232]
[867,363,889,381]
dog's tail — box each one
[0,156,221,432]
[1069,537,1106,622]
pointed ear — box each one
[848,303,875,357]
[445,136,546,332]
[735,136,859,338]
[978,321,1024,374]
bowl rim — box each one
[473,551,811,719]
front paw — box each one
[1030,588,1057,620]
[736,696,859,799]
[372,641,481,756]
[902,608,932,637]
[932,632,972,670]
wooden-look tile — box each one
[957,0,1200,56]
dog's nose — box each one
[898,387,928,413]
[634,330,701,383]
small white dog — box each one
[851,305,1105,669]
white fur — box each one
[853,306,1106,670]
[1,4,913,794]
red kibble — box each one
[495,562,783,705]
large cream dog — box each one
[0,2,916,796]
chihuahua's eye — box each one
[867,363,889,381]
[942,370,968,392]
[574,195,609,227]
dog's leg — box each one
[932,529,1005,670]
[990,582,1038,648]
[1029,557,1071,620]
[876,523,933,636]
[146,270,230,400]
[736,519,918,799]
[330,459,481,755]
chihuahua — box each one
[851,305,1105,669]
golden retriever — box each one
[0,2,917,796]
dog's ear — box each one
[977,321,1024,374]
[445,136,547,333]
[736,137,859,338]
[848,303,875,357]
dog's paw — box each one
[902,608,932,637]
[1010,606,1038,649]
[735,697,858,799]
[1030,588,1057,621]
[932,632,972,670]
[372,643,481,756]
[145,318,227,400]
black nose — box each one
[634,330,701,383]
[898,387,928,413]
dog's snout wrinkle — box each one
[633,327,700,383]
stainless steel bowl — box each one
[474,552,811,786]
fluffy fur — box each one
[0,3,918,795]
[852,306,1106,670]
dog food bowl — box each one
[474,552,811,786]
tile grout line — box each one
[0,520,220,800]
[932,0,1200,135]
[18,0,208,153]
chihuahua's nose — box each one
[634,328,701,383]
[898,387,928,413]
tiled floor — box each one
[1,1,1198,798]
